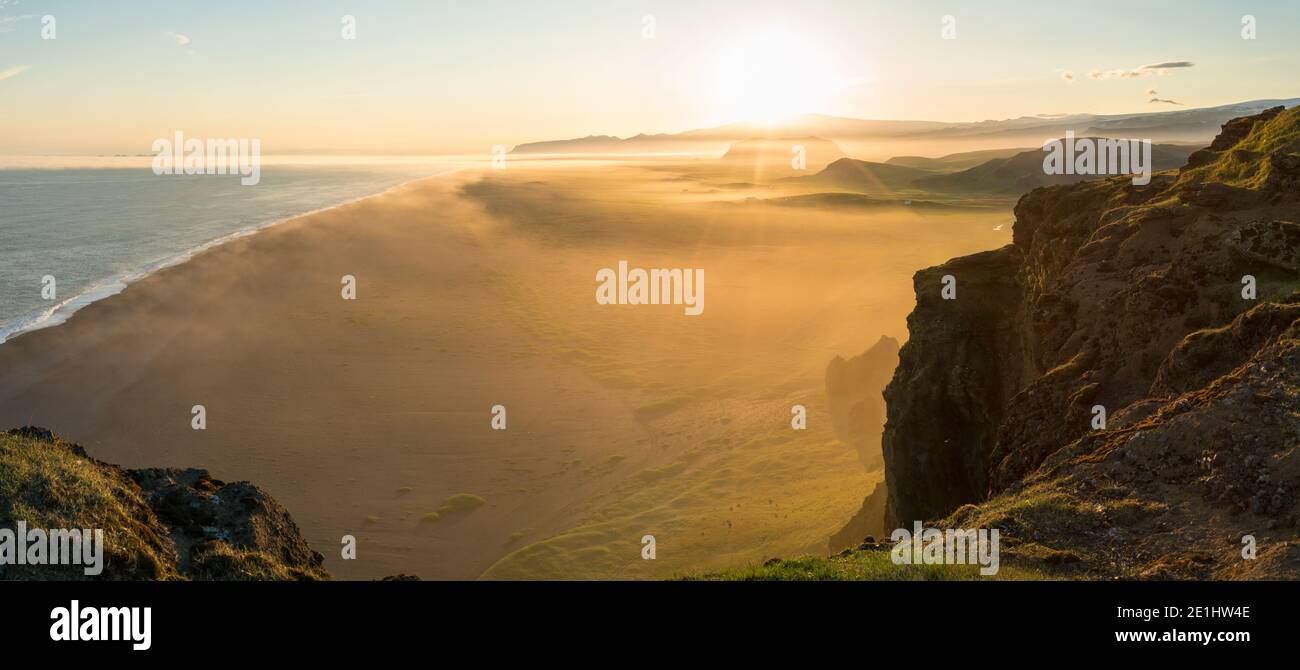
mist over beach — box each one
[0,163,455,342]
[1,1,1298,597]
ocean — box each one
[0,162,456,342]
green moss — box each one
[1180,107,1300,189]
[0,430,179,580]
[1,429,330,581]
[438,493,486,513]
[421,493,487,523]
[189,542,328,581]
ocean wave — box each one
[0,168,461,345]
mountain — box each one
[786,141,1197,195]
[913,140,1198,193]
[509,98,1300,154]
[510,114,947,154]
[505,135,626,153]
[720,136,846,171]
[908,98,1300,144]
[885,147,1030,172]
[873,105,1300,579]
[783,157,935,192]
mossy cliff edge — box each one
[0,427,329,580]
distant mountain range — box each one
[911,141,1197,193]
[884,148,1028,172]
[510,98,1300,154]
[779,140,1196,195]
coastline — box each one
[0,166,464,345]
[0,160,1005,579]
[0,165,678,579]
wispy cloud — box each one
[164,30,197,55]
[1058,70,1075,82]
[1089,61,1194,80]
[1142,61,1195,70]
[0,64,30,82]
[0,13,37,32]
[1145,88,1183,105]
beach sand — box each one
[0,162,1011,579]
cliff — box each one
[823,336,899,551]
[825,335,900,470]
[878,106,1300,578]
[0,427,329,580]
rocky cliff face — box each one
[826,335,900,470]
[879,106,1300,578]
[129,467,328,580]
[0,427,328,580]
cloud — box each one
[1088,61,1195,80]
[0,13,37,32]
[1142,61,1194,70]
[166,31,191,46]
[0,64,30,82]
[1059,70,1075,82]
[1144,87,1183,105]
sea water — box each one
[0,162,455,342]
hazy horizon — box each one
[3,0,1299,155]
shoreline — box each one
[0,160,1004,579]
[0,167,464,345]
[0,166,659,579]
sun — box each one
[706,29,845,125]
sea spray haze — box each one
[0,164,452,342]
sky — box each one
[1,0,1298,155]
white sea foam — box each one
[0,165,461,344]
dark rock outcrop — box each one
[881,246,1026,525]
[878,106,1300,577]
[129,468,326,579]
[1,427,328,580]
